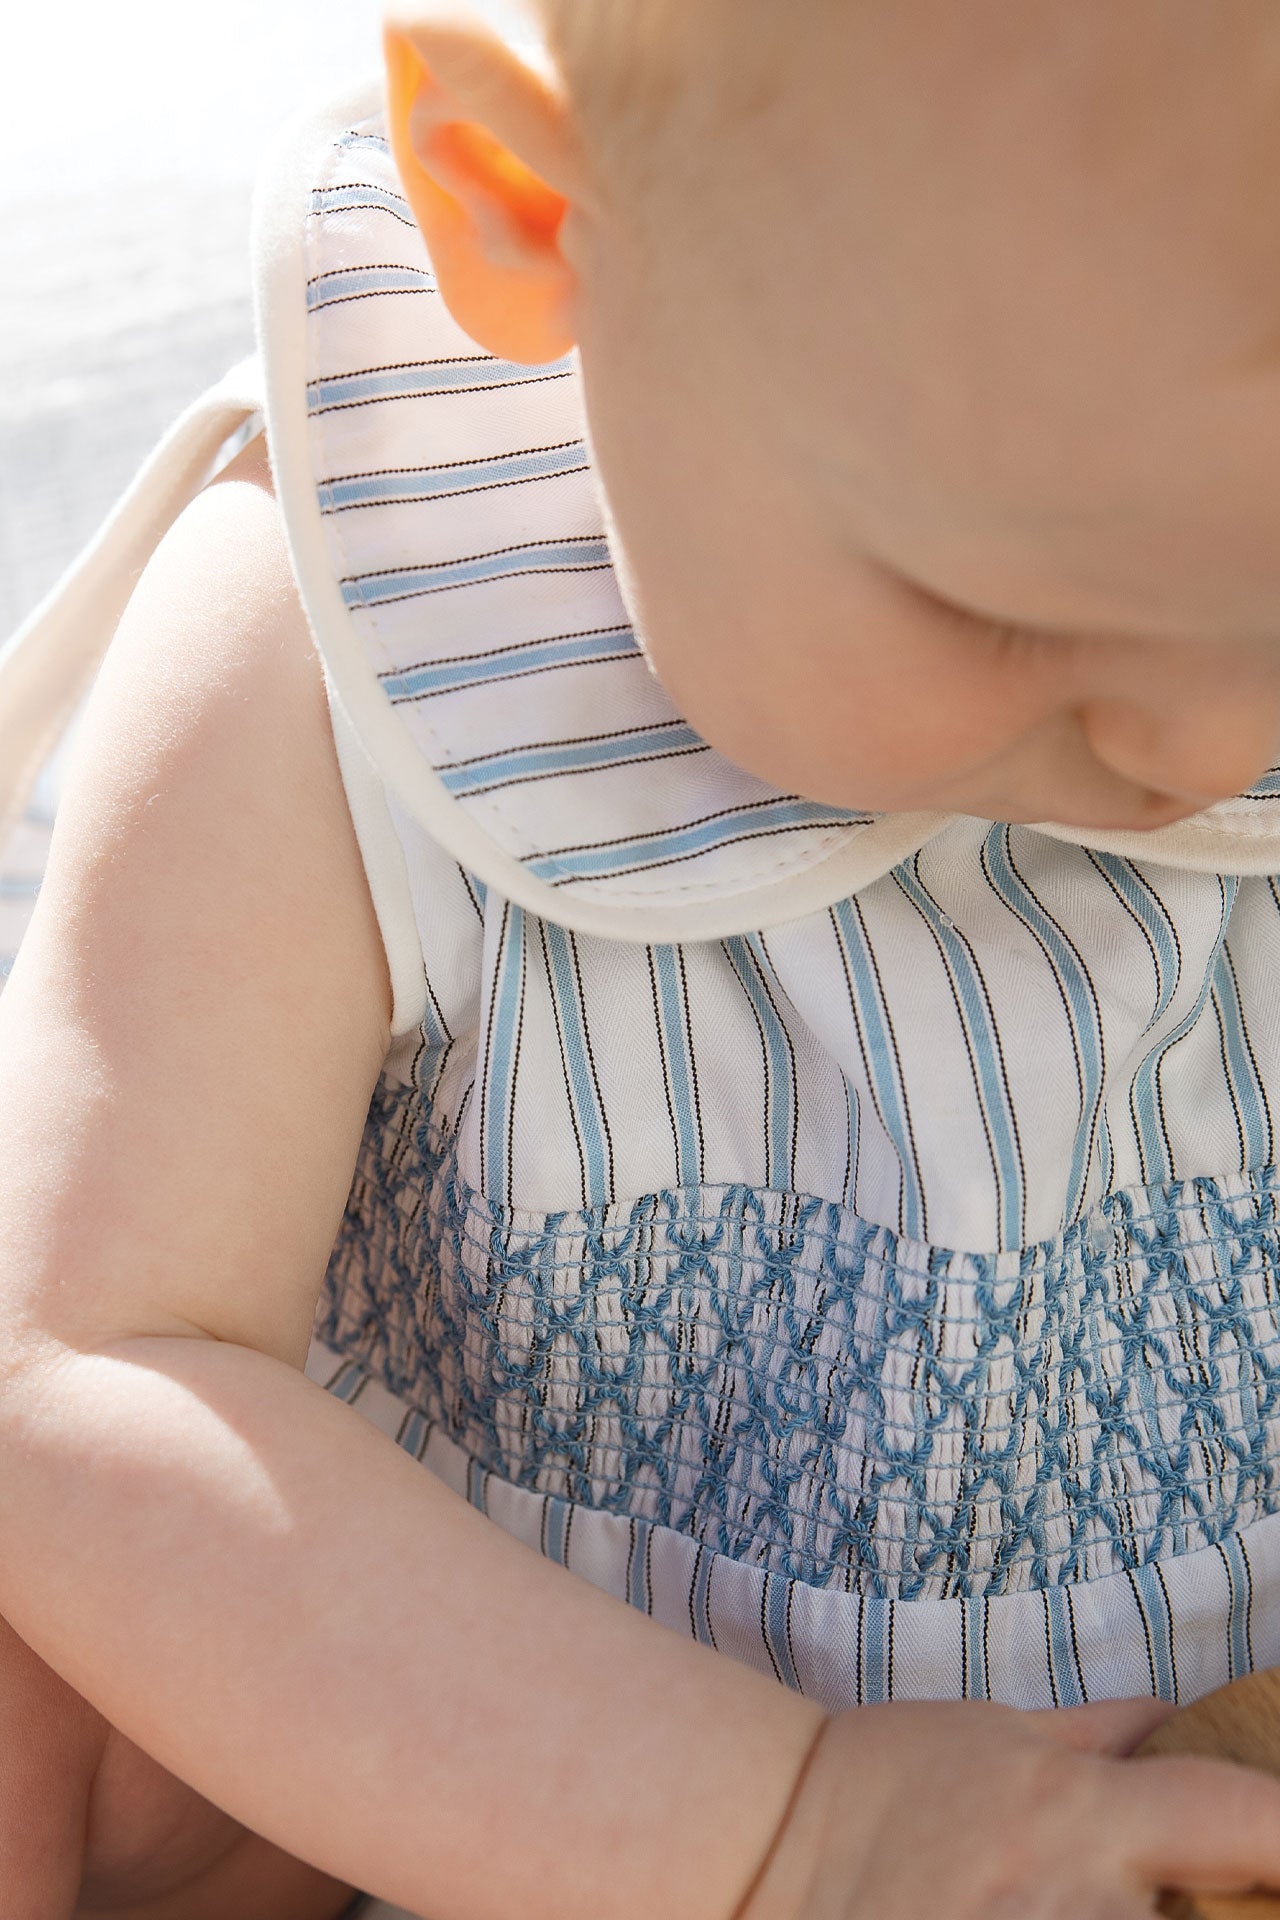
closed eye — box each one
[883,562,1065,668]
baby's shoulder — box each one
[57,433,360,944]
[0,429,399,1368]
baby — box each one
[5,1,1280,1915]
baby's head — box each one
[383,1,1280,830]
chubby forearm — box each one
[0,1337,823,1920]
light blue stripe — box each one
[396,1409,431,1460]
[308,355,571,410]
[859,1593,892,1704]
[1131,1565,1177,1702]
[1213,954,1271,1169]
[983,829,1103,1227]
[342,538,613,607]
[310,184,411,221]
[690,1546,716,1647]
[961,1598,989,1700]
[527,798,856,885]
[466,1459,488,1511]
[0,876,40,900]
[895,865,1023,1248]
[1130,877,1237,1186]
[1220,1533,1252,1681]
[415,974,455,1104]
[336,131,391,153]
[483,906,525,1202]
[628,1517,652,1611]
[319,442,589,511]
[1094,858,1181,1002]
[542,923,610,1203]
[325,1363,365,1405]
[831,899,926,1242]
[1243,766,1280,799]
[731,938,795,1189]
[306,265,438,308]
[439,723,704,798]
[1092,859,1181,1182]
[542,1495,571,1566]
[1044,1588,1086,1707]
[842,1075,861,1209]
[382,626,637,702]
[763,1572,801,1692]
[652,948,700,1186]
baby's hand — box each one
[740,1694,1280,1920]
[0,1610,354,1920]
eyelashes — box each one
[886,561,1065,668]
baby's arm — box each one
[0,442,822,1920]
[10,444,1280,1920]
[0,1596,354,1920]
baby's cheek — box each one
[647,639,921,811]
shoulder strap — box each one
[0,357,263,856]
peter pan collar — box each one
[252,79,1280,943]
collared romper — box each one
[9,77,1280,1718]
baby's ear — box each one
[383,12,585,364]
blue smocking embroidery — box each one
[318,1076,1280,1601]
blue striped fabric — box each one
[307,264,439,310]
[828,895,927,1242]
[893,860,1026,1249]
[981,831,1106,1227]
[318,441,590,513]
[437,721,707,799]
[309,1330,1280,1711]
[523,798,859,887]
[321,1031,1280,1601]
[294,75,1280,1693]
[302,109,879,913]
[380,626,636,703]
[308,357,573,414]
[649,947,704,1188]
[1042,1587,1088,1708]
[310,183,418,227]
[1217,1533,1255,1682]
[339,537,615,608]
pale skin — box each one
[6,3,1280,1917]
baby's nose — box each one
[1083,662,1280,811]
[1151,679,1280,806]
[1171,690,1280,806]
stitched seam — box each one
[322,1077,1280,1600]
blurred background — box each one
[2,0,387,638]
